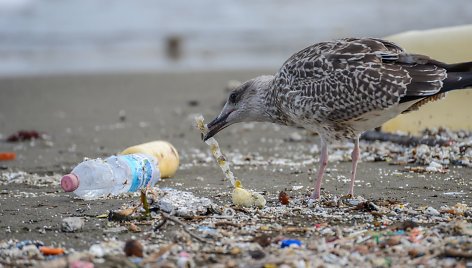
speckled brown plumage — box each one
[264,38,453,142]
[205,37,472,199]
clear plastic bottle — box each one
[61,154,160,200]
[120,140,179,178]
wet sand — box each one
[1,71,471,252]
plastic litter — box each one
[61,153,160,199]
[177,251,195,268]
[232,180,266,208]
[0,152,16,161]
[39,246,65,256]
[195,115,266,208]
[280,239,302,248]
[70,260,94,268]
[120,140,179,178]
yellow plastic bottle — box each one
[382,25,472,134]
[120,141,179,178]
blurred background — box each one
[1,0,471,77]
[0,0,471,170]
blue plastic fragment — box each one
[280,239,302,248]
[197,226,218,236]
[16,240,44,249]
[128,257,143,264]
[394,230,405,235]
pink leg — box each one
[348,137,360,196]
[310,141,328,200]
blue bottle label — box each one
[122,154,155,192]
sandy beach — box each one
[1,71,471,265]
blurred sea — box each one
[0,0,471,76]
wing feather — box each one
[272,38,448,122]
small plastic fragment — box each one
[39,246,65,255]
[232,180,254,207]
[231,180,266,208]
[0,152,16,161]
[70,260,94,268]
[280,239,302,248]
[177,251,195,268]
[89,244,105,257]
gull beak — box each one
[203,110,233,141]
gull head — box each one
[204,75,274,140]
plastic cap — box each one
[61,173,79,192]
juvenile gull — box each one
[203,38,472,199]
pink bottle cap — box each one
[61,173,79,192]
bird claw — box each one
[308,191,322,207]
[310,190,321,200]
[307,198,320,207]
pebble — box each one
[426,161,444,172]
[385,236,401,247]
[408,248,424,258]
[89,244,105,258]
[61,217,85,232]
[249,249,266,259]
[230,247,241,255]
[425,206,441,216]
[2,126,472,268]
[354,245,369,254]
[288,132,303,142]
[278,191,290,205]
[124,240,143,258]
[3,197,472,267]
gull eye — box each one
[229,92,238,103]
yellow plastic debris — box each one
[382,25,472,134]
[232,180,255,207]
[195,115,267,208]
[252,192,267,208]
[120,141,179,178]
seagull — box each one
[203,38,472,199]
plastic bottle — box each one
[120,141,179,178]
[61,154,160,199]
